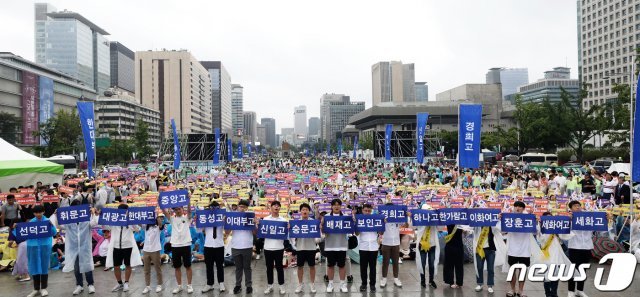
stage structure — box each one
[156,133,230,171]
[373,129,441,160]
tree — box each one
[605,83,631,146]
[0,112,19,144]
[439,130,458,158]
[34,117,56,156]
[33,109,82,156]
[359,133,374,150]
[133,119,153,161]
[511,96,567,154]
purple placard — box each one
[318,203,331,212]
[391,198,403,205]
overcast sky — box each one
[2,0,578,132]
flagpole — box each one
[630,62,635,217]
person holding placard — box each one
[413,204,440,289]
[380,202,403,288]
[566,201,594,297]
[200,201,226,293]
[227,199,254,294]
[443,223,464,289]
[294,203,318,294]
[162,204,194,294]
[141,212,165,294]
[472,211,506,294]
[538,212,572,297]
[261,200,288,295]
[321,198,349,293]
[356,203,380,292]
[107,204,142,292]
[25,205,56,297]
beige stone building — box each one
[371,61,415,106]
[135,50,212,136]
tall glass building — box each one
[486,67,529,100]
[34,3,110,94]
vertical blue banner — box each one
[353,135,358,159]
[338,138,342,157]
[227,138,233,161]
[238,141,243,158]
[171,119,180,170]
[633,74,640,182]
[77,102,95,178]
[385,124,392,161]
[247,143,252,157]
[39,76,54,146]
[416,113,429,164]
[458,104,482,169]
[213,128,220,165]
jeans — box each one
[419,247,436,282]
[475,249,495,286]
[544,281,559,297]
[74,257,94,286]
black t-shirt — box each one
[580,178,596,194]
[487,227,496,251]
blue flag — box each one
[355,214,385,232]
[247,143,252,157]
[127,207,157,225]
[385,124,392,161]
[224,212,255,230]
[289,220,321,238]
[170,119,181,170]
[15,221,55,241]
[322,216,354,234]
[213,128,220,165]
[195,209,226,228]
[237,141,243,158]
[540,216,571,234]
[377,205,408,223]
[501,213,537,233]
[467,208,500,227]
[338,138,342,157]
[571,212,608,231]
[99,208,129,226]
[257,220,289,240]
[353,135,358,159]
[411,209,440,226]
[227,139,233,162]
[158,189,190,209]
[438,208,469,225]
[416,113,429,164]
[634,74,640,182]
[77,102,96,177]
[57,204,91,225]
[458,104,482,169]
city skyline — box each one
[2,0,578,129]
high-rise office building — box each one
[35,3,110,94]
[294,105,307,143]
[308,117,320,137]
[415,82,429,101]
[486,67,529,100]
[261,118,277,148]
[514,67,580,104]
[257,124,267,146]
[578,0,640,108]
[231,84,244,137]
[135,50,212,135]
[319,93,365,142]
[109,41,135,93]
[243,111,257,145]
[371,61,415,106]
[201,61,232,134]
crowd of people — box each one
[0,156,639,297]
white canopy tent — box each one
[0,137,63,191]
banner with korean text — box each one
[458,104,482,169]
[77,101,96,177]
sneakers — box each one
[394,278,402,287]
[233,286,242,294]
[73,286,84,295]
[143,286,151,294]
[172,285,183,294]
[219,283,226,292]
[488,287,494,294]
[398,258,403,264]
[475,285,483,292]
[156,285,163,293]
[295,284,304,293]
[264,285,274,294]
[340,283,348,293]
[380,278,387,288]
[256,254,261,260]
[40,289,49,297]
[201,285,213,293]
[309,283,317,293]
[123,282,129,292]
[568,292,575,297]
[88,285,95,294]
[187,285,194,294]
[27,291,39,297]
[326,283,334,293]
[576,291,589,297]
[112,284,124,292]
[279,287,286,295]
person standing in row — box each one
[228,199,254,294]
[26,205,57,297]
[261,201,287,295]
[567,201,594,297]
[163,205,194,294]
[357,203,380,292]
[413,204,439,289]
[201,201,226,293]
[472,215,506,294]
[443,224,464,288]
[380,203,402,288]
[294,203,318,293]
[321,199,349,293]
[141,212,165,294]
[108,204,142,292]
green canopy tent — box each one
[0,137,63,191]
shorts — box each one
[296,250,316,267]
[508,256,530,267]
[172,246,192,268]
[326,250,347,268]
[113,248,132,267]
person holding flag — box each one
[260,200,288,295]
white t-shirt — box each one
[170,215,192,247]
[381,223,400,246]
[230,229,254,249]
[202,226,225,248]
[358,231,379,251]
[109,225,138,249]
[507,232,531,257]
[263,215,287,251]
[143,225,162,252]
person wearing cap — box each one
[163,205,194,294]
[26,204,57,297]
[200,201,226,293]
[141,211,165,294]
